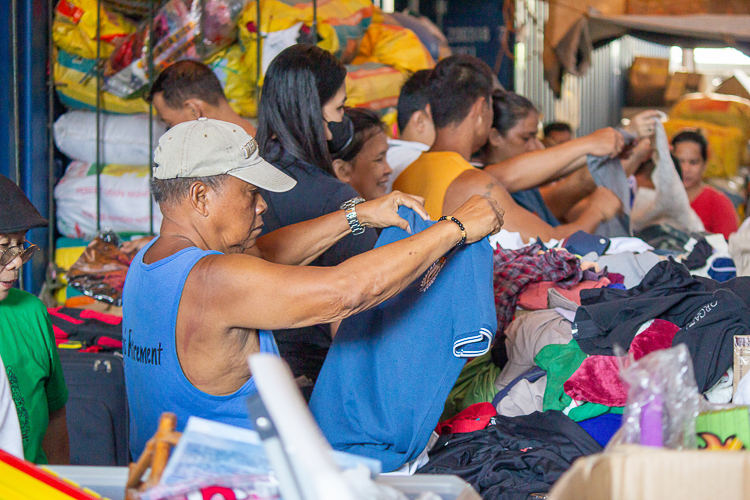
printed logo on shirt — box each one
[125,330,163,366]
[6,366,29,445]
[685,301,719,330]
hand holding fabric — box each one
[356,190,429,233]
[450,195,505,244]
[584,127,625,158]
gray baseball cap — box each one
[153,118,296,193]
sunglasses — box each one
[0,243,39,268]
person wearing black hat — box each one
[0,174,69,464]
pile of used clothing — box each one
[414,227,749,500]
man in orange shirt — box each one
[393,55,624,242]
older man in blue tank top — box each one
[122,118,504,458]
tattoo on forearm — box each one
[483,183,494,197]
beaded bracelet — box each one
[438,215,467,247]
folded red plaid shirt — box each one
[493,243,583,335]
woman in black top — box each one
[255,44,377,390]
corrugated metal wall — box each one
[515,0,670,136]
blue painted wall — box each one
[0,0,51,294]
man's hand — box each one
[584,127,626,158]
[589,187,623,221]
[626,109,663,139]
[449,195,505,244]
[356,191,429,233]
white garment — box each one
[488,230,560,251]
[0,355,22,458]
[606,237,653,255]
[630,118,705,233]
[729,222,750,276]
[385,139,430,193]
[704,368,734,405]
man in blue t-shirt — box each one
[123,118,504,458]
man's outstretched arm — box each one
[185,195,504,333]
[484,127,625,193]
[253,191,429,266]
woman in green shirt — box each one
[0,174,69,464]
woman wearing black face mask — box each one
[255,44,377,393]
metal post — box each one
[95,0,102,232]
[10,0,21,289]
[10,0,20,185]
[48,0,56,262]
[148,0,156,235]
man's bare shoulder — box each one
[445,168,514,212]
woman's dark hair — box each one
[671,130,708,162]
[333,107,386,163]
[256,44,347,174]
[491,90,537,136]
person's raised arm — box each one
[484,127,625,193]
[187,195,504,332]
[443,169,620,242]
[253,191,429,266]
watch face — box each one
[340,197,365,210]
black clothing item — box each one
[417,411,601,500]
[684,238,713,270]
[48,307,122,347]
[573,259,750,391]
[0,173,48,233]
[634,223,704,253]
[259,143,378,266]
[258,143,378,388]
[672,289,750,391]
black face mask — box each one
[326,114,355,158]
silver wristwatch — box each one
[340,197,366,235]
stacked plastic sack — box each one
[54,0,437,127]
[237,1,438,128]
[52,0,247,242]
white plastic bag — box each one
[54,161,162,240]
[54,111,166,165]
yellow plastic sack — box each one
[207,44,258,118]
[53,0,135,60]
[671,92,750,132]
[237,0,373,82]
[664,118,745,179]
[345,62,407,112]
[351,22,435,74]
[670,92,750,164]
[55,49,150,114]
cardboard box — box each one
[548,445,750,500]
[716,71,750,102]
[665,72,704,103]
[628,57,669,106]
[627,0,750,15]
